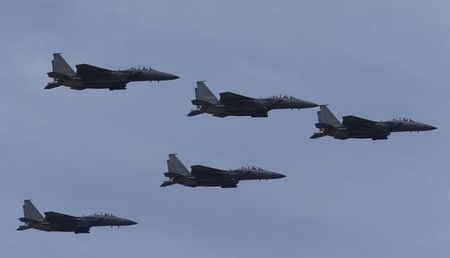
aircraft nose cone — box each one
[116,218,137,226]
[304,101,319,108]
[168,74,180,80]
[268,171,286,179]
[158,72,179,80]
[297,99,319,108]
[121,219,138,226]
[420,123,437,131]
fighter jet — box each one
[310,105,437,140]
[46,53,179,90]
[187,81,319,117]
[160,154,286,188]
[17,200,137,234]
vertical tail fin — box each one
[194,81,220,105]
[317,105,342,128]
[52,53,76,77]
[167,154,191,177]
[23,200,44,222]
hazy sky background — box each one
[0,1,448,257]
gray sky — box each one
[0,0,448,257]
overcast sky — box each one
[0,1,448,257]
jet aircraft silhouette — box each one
[17,200,137,234]
[161,154,286,188]
[311,105,437,140]
[46,53,179,90]
[188,81,318,117]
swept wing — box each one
[219,92,254,105]
[191,165,226,178]
[44,212,77,222]
[75,64,112,75]
[342,115,377,128]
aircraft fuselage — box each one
[48,69,178,90]
[200,97,318,117]
[20,215,137,233]
[167,168,286,188]
[321,120,437,140]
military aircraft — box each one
[17,200,137,234]
[46,53,179,90]
[160,154,286,188]
[310,105,437,140]
[187,81,319,117]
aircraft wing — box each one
[342,115,377,128]
[109,81,127,90]
[251,111,268,117]
[219,92,254,105]
[44,212,77,222]
[76,64,111,75]
[191,165,226,178]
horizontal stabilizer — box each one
[17,225,32,231]
[310,132,326,139]
[315,123,336,129]
[187,110,204,117]
[47,72,69,79]
[191,99,213,107]
[160,181,176,187]
[19,217,37,223]
[45,83,62,89]
[164,172,186,178]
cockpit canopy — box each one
[91,213,115,217]
[272,95,296,99]
[130,66,153,71]
[240,166,263,170]
[392,118,415,122]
